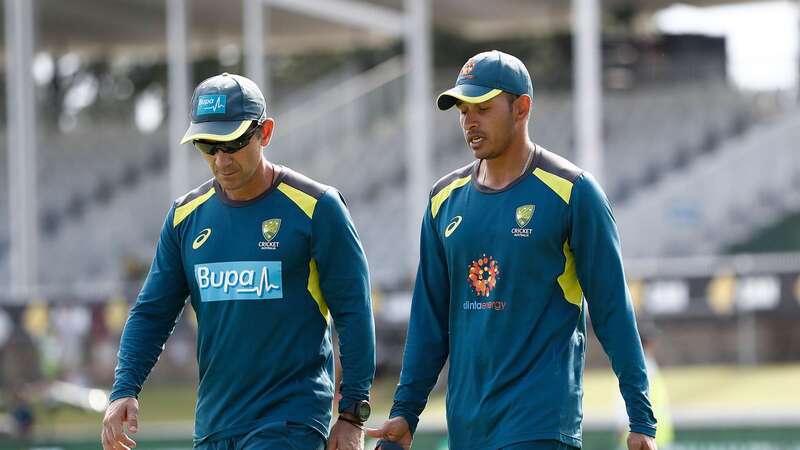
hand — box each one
[327,417,365,450]
[366,417,412,449]
[627,432,657,450]
[101,397,139,450]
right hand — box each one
[366,417,413,449]
[101,397,139,450]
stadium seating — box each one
[616,108,800,258]
[0,63,780,291]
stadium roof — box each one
[11,0,772,58]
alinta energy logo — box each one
[464,254,506,311]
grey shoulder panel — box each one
[430,162,474,198]
[535,146,583,183]
[175,178,215,208]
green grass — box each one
[21,363,800,440]
[582,363,800,415]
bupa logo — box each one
[194,261,283,302]
[196,94,227,115]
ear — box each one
[514,95,532,123]
[259,118,275,147]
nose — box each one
[214,150,233,167]
[461,111,478,131]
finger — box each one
[109,416,124,444]
[365,427,384,438]
[101,429,113,450]
[120,433,137,448]
[126,403,139,434]
[326,434,337,450]
[110,439,131,450]
[102,425,120,450]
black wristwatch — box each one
[340,399,371,423]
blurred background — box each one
[0,0,799,449]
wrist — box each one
[338,399,371,423]
[337,413,364,430]
[389,412,418,436]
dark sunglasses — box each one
[193,123,262,155]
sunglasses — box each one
[192,123,262,155]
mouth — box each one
[467,134,486,149]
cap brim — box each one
[180,120,252,144]
[436,85,503,110]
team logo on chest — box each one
[259,219,281,250]
[512,204,534,237]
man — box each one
[367,51,658,449]
[102,73,375,450]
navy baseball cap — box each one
[180,73,267,144]
[437,50,533,111]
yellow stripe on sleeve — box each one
[557,241,584,308]
[173,187,215,227]
[277,183,318,219]
[430,176,471,218]
[533,168,573,204]
[307,259,329,322]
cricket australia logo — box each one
[459,59,476,80]
[512,204,534,238]
[259,218,281,250]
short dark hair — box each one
[505,93,520,109]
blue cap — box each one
[437,50,533,111]
[180,73,267,144]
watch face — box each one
[357,401,371,421]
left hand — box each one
[327,417,364,450]
[627,432,657,450]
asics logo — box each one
[445,216,463,238]
[192,228,212,250]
